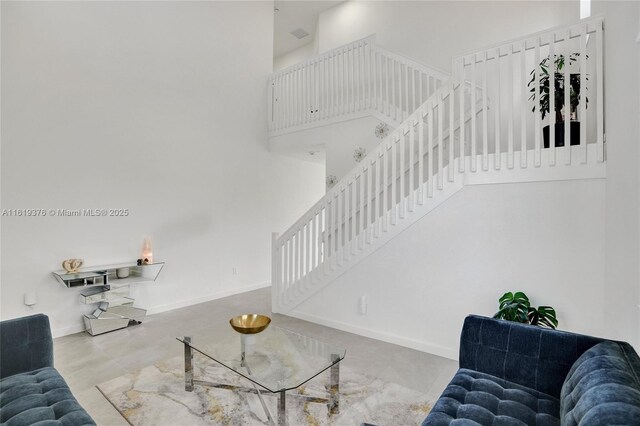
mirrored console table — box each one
[52,262,164,335]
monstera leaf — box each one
[493,291,530,324]
[493,291,558,329]
[528,306,558,329]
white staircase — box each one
[271,18,606,314]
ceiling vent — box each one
[290,28,310,40]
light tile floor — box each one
[54,288,458,425]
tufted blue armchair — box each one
[423,315,640,426]
[0,314,95,426]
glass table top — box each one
[176,324,346,393]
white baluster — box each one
[520,41,527,168]
[482,51,489,171]
[385,56,390,117]
[508,46,515,169]
[549,33,556,165]
[418,113,425,204]
[579,24,587,164]
[382,146,389,232]
[366,162,373,243]
[534,37,541,167]
[392,59,397,121]
[391,138,397,225]
[350,178,356,255]
[494,48,502,170]
[311,212,317,278]
[458,59,466,173]
[427,103,434,197]
[412,68,417,112]
[596,22,604,162]
[358,168,365,250]
[337,186,343,265]
[448,88,455,182]
[374,157,381,238]
[399,131,406,218]
[437,96,444,190]
[564,29,571,165]
[409,120,416,211]
[471,54,477,172]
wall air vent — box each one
[290,28,309,40]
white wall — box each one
[0,1,325,336]
[294,179,607,359]
[318,1,579,72]
[274,42,317,72]
[269,116,385,184]
[591,1,640,349]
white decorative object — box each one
[374,123,390,139]
[326,175,338,189]
[116,267,130,279]
[353,147,367,163]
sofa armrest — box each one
[458,315,607,398]
[0,314,54,379]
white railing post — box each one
[271,232,279,313]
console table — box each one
[52,262,164,335]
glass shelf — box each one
[52,262,164,288]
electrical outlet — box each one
[359,295,367,314]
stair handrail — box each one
[270,35,377,79]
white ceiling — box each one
[273,1,343,58]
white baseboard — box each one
[288,310,459,361]
[146,281,271,316]
[52,322,86,338]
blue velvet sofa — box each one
[0,314,95,426]
[423,315,640,425]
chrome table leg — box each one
[184,336,193,392]
[278,390,287,426]
[328,354,340,415]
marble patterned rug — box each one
[97,354,433,425]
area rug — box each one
[97,354,433,425]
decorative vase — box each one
[116,267,130,279]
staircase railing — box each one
[453,17,604,169]
[268,36,449,136]
[272,79,466,311]
[272,18,605,314]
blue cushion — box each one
[0,314,54,379]
[0,366,95,426]
[560,341,640,426]
[422,368,560,426]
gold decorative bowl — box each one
[229,314,271,334]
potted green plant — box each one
[528,53,588,148]
[493,291,558,329]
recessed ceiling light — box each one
[290,28,309,40]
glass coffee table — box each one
[176,325,346,426]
